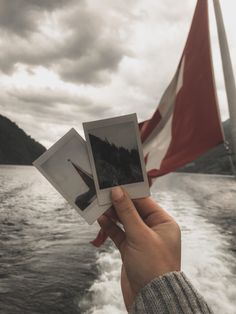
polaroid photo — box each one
[33,128,110,225]
[83,113,150,205]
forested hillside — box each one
[0,115,46,165]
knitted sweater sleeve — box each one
[129,272,213,314]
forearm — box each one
[129,272,213,314]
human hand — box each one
[97,186,181,310]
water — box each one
[0,166,236,313]
[0,166,101,314]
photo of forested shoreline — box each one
[89,134,144,189]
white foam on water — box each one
[82,175,236,314]
[81,249,125,314]
[155,190,236,314]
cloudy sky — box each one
[0,0,235,148]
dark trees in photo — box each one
[89,134,144,189]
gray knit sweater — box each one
[130,272,213,313]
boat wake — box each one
[81,173,236,314]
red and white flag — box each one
[140,0,224,184]
[92,0,224,246]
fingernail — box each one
[111,186,124,201]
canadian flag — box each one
[140,0,223,183]
[92,0,224,246]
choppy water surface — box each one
[0,166,236,313]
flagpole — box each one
[213,0,236,175]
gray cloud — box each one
[0,0,77,36]
[0,2,128,84]
[58,44,125,84]
[0,86,111,147]
[1,0,231,149]
[8,88,90,107]
[5,87,110,118]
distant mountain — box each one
[177,119,235,175]
[0,115,46,165]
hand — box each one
[97,186,181,310]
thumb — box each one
[111,187,147,239]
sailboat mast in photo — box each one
[67,159,96,210]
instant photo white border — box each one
[83,113,150,205]
[33,128,109,225]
